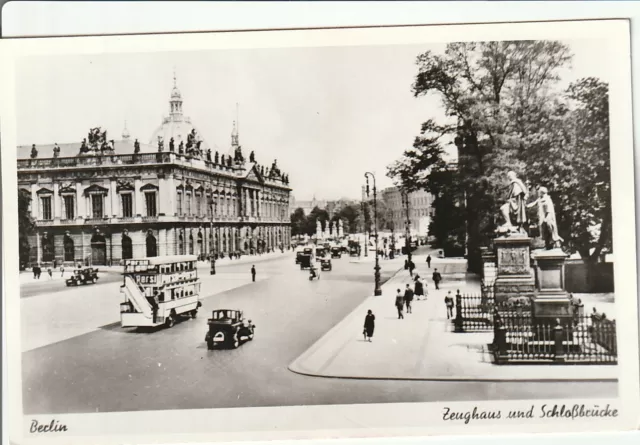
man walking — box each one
[432,268,442,290]
[403,283,414,314]
[426,254,432,268]
[395,288,404,319]
[445,291,454,319]
[408,259,415,277]
[251,265,256,282]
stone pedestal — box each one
[481,247,497,286]
[531,249,572,325]
[493,236,535,304]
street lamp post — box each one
[402,189,412,265]
[365,172,382,296]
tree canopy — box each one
[388,42,611,269]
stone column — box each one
[76,182,84,220]
[30,183,38,219]
[53,183,61,219]
[35,231,42,263]
[134,177,143,217]
[244,188,250,217]
[110,179,118,217]
[167,175,176,216]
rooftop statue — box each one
[169,137,175,152]
[134,139,141,154]
[178,141,184,154]
[249,151,256,163]
[79,138,90,154]
[52,143,60,158]
[30,144,38,159]
[158,136,164,152]
[215,151,219,164]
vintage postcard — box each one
[1,19,638,445]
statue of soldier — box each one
[214,151,219,164]
[206,149,212,162]
[527,186,563,249]
[53,143,60,158]
[178,141,184,154]
[249,151,255,163]
[79,138,89,154]
[227,156,232,167]
[169,137,175,152]
[30,144,38,159]
[158,136,164,152]
[220,154,225,166]
[134,139,141,154]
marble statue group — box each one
[497,170,563,250]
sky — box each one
[15,39,611,201]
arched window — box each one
[63,235,74,262]
[146,233,157,257]
[122,234,133,260]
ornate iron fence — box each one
[453,285,496,332]
[492,312,617,364]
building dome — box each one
[148,74,209,150]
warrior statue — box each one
[169,137,175,152]
[261,165,265,176]
[527,186,563,249]
[134,139,141,154]
[53,143,60,158]
[178,141,184,154]
[158,136,164,152]
[249,151,255,163]
[227,156,232,167]
[79,138,89,154]
[220,154,225,165]
[30,144,38,159]
[498,170,528,234]
[271,159,281,176]
[234,145,244,164]
[206,149,212,162]
[214,151,219,164]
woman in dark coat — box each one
[363,310,375,342]
[414,275,425,300]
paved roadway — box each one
[22,252,616,414]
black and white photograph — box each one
[1,18,638,444]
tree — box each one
[389,41,573,272]
[526,78,611,262]
[333,204,361,234]
[290,208,307,236]
[306,206,330,235]
[19,189,35,266]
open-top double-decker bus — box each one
[120,255,202,328]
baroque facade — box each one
[18,78,292,266]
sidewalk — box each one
[289,254,617,382]
[19,250,293,285]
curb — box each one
[288,266,619,384]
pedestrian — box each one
[363,309,375,342]
[60,266,65,277]
[414,275,425,300]
[403,283,414,314]
[251,265,256,282]
[35,265,41,279]
[395,288,404,319]
[32,265,37,279]
[47,267,53,279]
[408,260,415,277]
[432,268,442,290]
[445,291,454,319]
[426,254,432,268]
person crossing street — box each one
[432,268,442,290]
[251,265,256,282]
[403,283,414,314]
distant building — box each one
[381,186,433,237]
[290,196,358,217]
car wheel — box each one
[92,277,97,284]
[166,314,175,328]
[207,339,214,350]
[232,334,240,349]
[248,333,254,341]
[191,310,197,319]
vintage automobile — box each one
[299,254,313,270]
[315,247,326,260]
[205,309,255,349]
[320,258,332,271]
[330,246,342,259]
[66,268,99,286]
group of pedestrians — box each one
[394,274,427,319]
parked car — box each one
[66,268,99,286]
[330,246,342,259]
[205,309,255,350]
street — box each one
[22,252,616,414]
